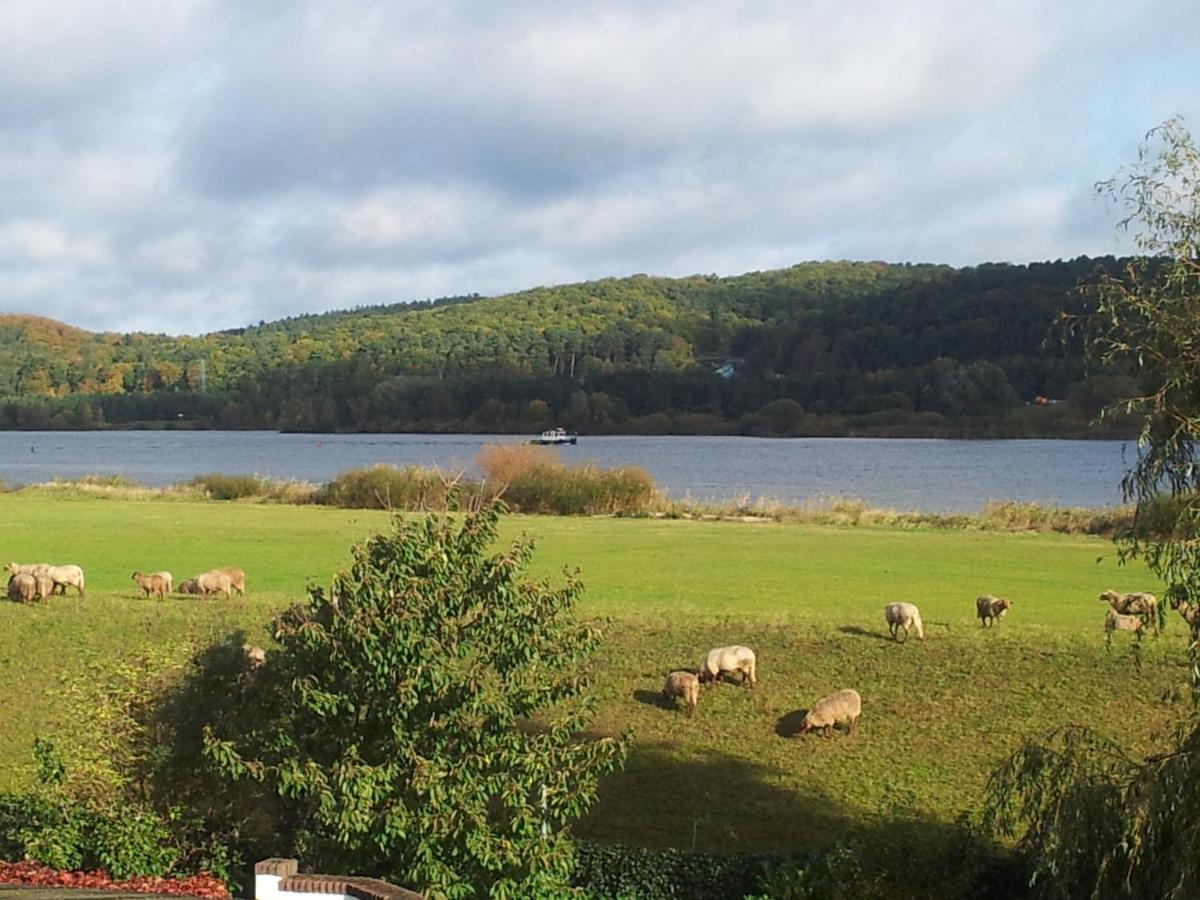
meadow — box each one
[0,490,1190,892]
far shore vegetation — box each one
[0,257,1146,440]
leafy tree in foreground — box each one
[203,497,629,898]
[985,118,1200,899]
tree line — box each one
[0,257,1140,436]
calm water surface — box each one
[0,431,1132,513]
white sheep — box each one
[884,602,924,643]
[132,570,173,599]
[976,595,1012,627]
[194,569,234,599]
[698,645,756,688]
[218,567,246,596]
[1105,608,1144,634]
[242,643,267,670]
[662,670,700,716]
[41,564,85,598]
[799,688,862,738]
[1099,590,1158,632]
[5,562,48,577]
[7,573,36,603]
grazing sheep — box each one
[41,564,85,598]
[661,670,700,716]
[884,602,925,643]
[698,645,757,688]
[1099,590,1158,629]
[6,562,48,577]
[177,578,201,594]
[1170,596,1200,634]
[242,643,267,670]
[976,595,1012,627]
[7,573,36,603]
[218,567,246,596]
[1105,608,1145,634]
[132,570,173,599]
[194,569,235,599]
[799,688,862,738]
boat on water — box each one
[530,427,578,446]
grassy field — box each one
[0,491,1191,877]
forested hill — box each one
[0,258,1138,437]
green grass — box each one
[0,492,1188,872]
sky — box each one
[1,1,1197,335]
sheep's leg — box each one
[848,715,857,735]
[823,724,833,739]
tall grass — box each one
[319,464,460,510]
[10,466,1133,535]
[477,444,660,516]
[191,473,319,504]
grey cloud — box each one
[0,0,1196,333]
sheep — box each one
[218,567,246,596]
[177,578,201,594]
[6,562,48,577]
[799,688,862,738]
[661,670,700,716]
[41,564,85,598]
[132,570,173,599]
[242,643,267,670]
[32,571,54,600]
[7,573,36,603]
[194,569,235,599]
[698,645,757,688]
[1105,608,1145,635]
[976,595,1012,627]
[884,602,925,643]
[1170,595,1200,635]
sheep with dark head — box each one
[976,595,1012,627]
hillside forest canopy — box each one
[0,257,1141,437]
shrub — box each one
[190,474,266,501]
[0,739,233,883]
[319,464,459,510]
[570,842,794,899]
[202,498,629,896]
[477,444,659,515]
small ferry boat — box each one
[530,427,578,446]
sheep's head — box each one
[4,563,18,576]
[798,712,814,734]
[1099,590,1118,604]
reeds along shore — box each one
[2,443,1132,536]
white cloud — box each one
[0,0,1195,333]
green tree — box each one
[203,498,628,898]
[984,118,1200,899]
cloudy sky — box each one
[1,1,1196,335]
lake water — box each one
[0,431,1134,513]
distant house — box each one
[713,359,743,380]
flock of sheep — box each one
[661,643,861,737]
[5,563,247,602]
[659,588,1193,737]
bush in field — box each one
[0,737,236,883]
[319,464,458,510]
[203,498,629,897]
[190,474,266,501]
[190,474,319,504]
[476,444,659,515]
